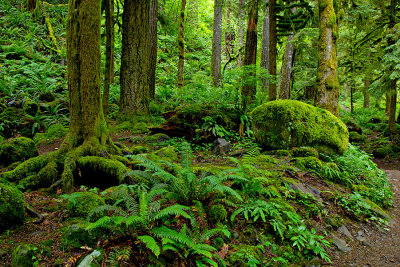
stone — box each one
[212,138,231,155]
[338,225,353,240]
[39,92,55,102]
[0,137,38,165]
[306,257,323,267]
[289,182,322,201]
[333,237,352,252]
[77,250,101,267]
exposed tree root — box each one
[26,205,44,224]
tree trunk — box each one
[211,0,223,87]
[389,0,397,140]
[315,0,339,116]
[177,0,187,89]
[120,0,150,116]
[363,75,370,108]
[268,0,277,101]
[26,0,37,11]
[242,0,259,110]
[149,0,158,98]
[278,36,295,99]
[386,92,390,115]
[237,0,245,67]
[260,0,269,97]
[103,0,114,117]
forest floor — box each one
[330,159,400,267]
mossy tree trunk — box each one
[260,0,269,97]
[103,0,115,117]
[177,0,187,89]
[268,0,277,101]
[278,35,295,99]
[211,0,223,87]
[363,48,371,109]
[315,0,339,116]
[388,0,398,141]
[120,0,150,116]
[149,0,158,99]
[237,0,245,67]
[242,0,259,110]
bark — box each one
[389,0,397,140]
[363,76,370,108]
[211,0,223,87]
[278,36,295,99]
[386,92,390,115]
[242,0,259,110]
[149,0,158,98]
[26,0,38,11]
[237,0,245,67]
[315,0,339,116]
[260,0,269,96]
[177,0,187,89]
[120,0,150,116]
[103,0,114,117]
[268,0,277,101]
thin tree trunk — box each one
[363,76,370,108]
[389,0,397,140]
[149,0,158,98]
[103,0,114,117]
[119,0,150,116]
[237,0,245,67]
[315,0,339,116]
[268,0,277,101]
[242,0,259,110]
[278,36,295,99]
[211,0,223,87]
[386,92,390,115]
[177,0,187,89]
[260,0,269,97]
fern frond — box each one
[199,228,230,242]
[86,216,112,231]
[153,226,195,248]
[138,235,160,257]
[150,204,191,221]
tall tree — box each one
[268,0,277,100]
[388,0,397,140]
[260,0,269,96]
[177,0,187,89]
[103,0,115,117]
[242,0,259,109]
[278,36,295,99]
[120,0,151,116]
[237,0,245,67]
[211,0,223,87]
[149,0,158,98]
[315,0,339,116]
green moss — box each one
[11,244,36,267]
[0,137,39,165]
[325,162,339,171]
[241,155,278,169]
[23,99,39,116]
[349,131,366,143]
[67,192,105,218]
[143,133,170,143]
[227,244,264,266]
[0,182,26,231]
[130,146,149,155]
[61,222,96,249]
[18,161,59,191]
[293,156,323,171]
[292,147,319,158]
[209,204,227,223]
[265,149,293,157]
[151,146,178,162]
[251,100,348,154]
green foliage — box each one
[62,192,105,218]
[0,182,26,231]
[0,137,38,165]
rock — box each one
[11,244,36,267]
[289,182,322,201]
[356,235,366,242]
[77,250,101,267]
[251,100,349,154]
[67,192,105,218]
[292,147,319,158]
[39,92,55,102]
[143,133,170,143]
[0,182,26,231]
[306,257,323,267]
[338,225,353,240]
[333,237,352,252]
[0,137,38,165]
[212,138,231,155]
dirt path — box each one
[330,162,400,266]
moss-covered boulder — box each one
[0,137,38,165]
[251,100,348,154]
[67,192,105,218]
[349,131,366,143]
[23,99,38,116]
[0,183,26,231]
[292,147,319,158]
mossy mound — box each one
[0,182,26,231]
[349,131,366,143]
[23,99,38,116]
[67,192,105,218]
[33,123,68,144]
[292,147,319,158]
[293,156,323,171]
[0,137,38,165]
[0,107,35,138]
[11,244,36,267]
[251,100,349,154]
[143,133,170,143]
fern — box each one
[138,235,161,258]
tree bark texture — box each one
[103,0,114,117]
[120,0,150,116]
[237,0,245,67]
[242,0,259,109]
[315,0,339,116]
[177,0,187,89]
[260,0,269,96]
[268,0,277,101]
[211,0,223,87]
[67,0,107,147]
[149,0,158,98]
[389,0,397,140]
[278,35,295,99]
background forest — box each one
[0,0,399,266]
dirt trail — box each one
[330,162,400,266]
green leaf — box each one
[138,235,160,257]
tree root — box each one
[26,205,44,224]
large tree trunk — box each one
[149,0,158,98]
[389,0,398,140]
[103,0,114,117]
[315,0,339,116]
[242,0,259,110]
[177,0,187,89]
[260,0,269,97]
[268,0,277,101]
[363,49,371,108]
[120,0,150,116]
[237,0,245,67]
[211,0,223,87]
[278,35,295,99]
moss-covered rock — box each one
[130,146,149,155]
[39,92,55,102]
[265,149,293,157]
[67,192,105,218]
[152,146,178,162]
[292,147,319,158]
[143,133,170,143]
[23,99,38,116]
[251,100,349,154]
[33,124,68,145]
[0,183,26,231]
[61,222,96,249]
[293,156,323,171]
[349,131,366,143]
[209,204,227,223]
[0,107,35,138]
[11,244,36,267]
[0,137,38,165]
